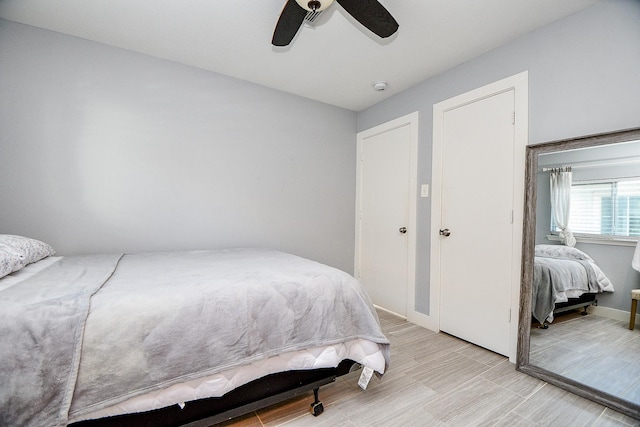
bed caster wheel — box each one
[310,387,323,416]
[310,401,324,416]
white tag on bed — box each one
[358,366,374,390]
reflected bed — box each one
[532,244,614,326]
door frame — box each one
[355,111,419,319]
[429,72,528,362]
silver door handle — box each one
[439,228,451,237]
[399,227,407,234]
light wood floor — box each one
[216,310,640,426]
[530,311,640,406]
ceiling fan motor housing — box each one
[295,0,335,12]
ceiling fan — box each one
[272,0,399,46]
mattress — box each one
[79,337,386,421]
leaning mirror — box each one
[517,127,640,420]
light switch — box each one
[421,184,429,198]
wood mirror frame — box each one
[516,126,640,420]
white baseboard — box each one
[373,304,407,320]
[588,305,639,327]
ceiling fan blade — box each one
[336,0,398,38]
[272,0,308,46]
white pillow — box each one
[0,235,56,266]
[0,247,26,279]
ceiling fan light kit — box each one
[272,0,399,47]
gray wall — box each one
[357,0,640,314]
[0,19,358,272]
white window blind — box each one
[554,178,640,238]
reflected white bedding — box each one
[532,245,614,324]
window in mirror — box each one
[551,177,640,238]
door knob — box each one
[439,228,451,237]
[399,227,407,234]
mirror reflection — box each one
[518,128,640,419]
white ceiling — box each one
[0,0,598,111]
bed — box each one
[532,244,614,326]
[0,235,390,427]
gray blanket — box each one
[0,254,122,427]
[532,255,600,324]
[1,249,390,426]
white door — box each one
[438,90,515,356]
[356,113,418,317]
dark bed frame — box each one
[536,293,597,329]
[553,293,597,316]
[70,359,359,427]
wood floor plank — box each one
[421,376,524,426]
[411,352,494,394]
[454,341,506,367]
[480,360,544,398]
[491,411,538,427]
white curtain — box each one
[550,167,576,247]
